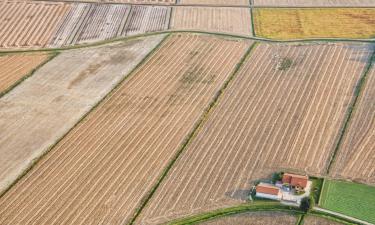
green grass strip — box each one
[326,46,375,174]
[296,214,305,225]
[128,42,259,225]
[0,34,170,199]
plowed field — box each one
[0,1,70,48]
[201,212,297,225]
[0,34,251,225]
[0,53,49,95]
[124,5,170,36]
[0,35,164,195]
[171,7,252,36]
[304,216,344,225]
[137,42,372,224]
[330,52,375,185]
[178,0,249,5]
[253,0,375,6]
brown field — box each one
[0,53,49,94]
[0,34,251,225]
[0,1,70,48]
[0,35,164,195]
[178,0,249,5]
[253,0,375,6]
[330,53,375,185]
[137,42,372,224]
[304,216,344,225]
[55,0,175,4]
[170,7,252,36]
[201,212,297,225]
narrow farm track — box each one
[0,35,164,197]
[0,1,70,48]
[170,6,252,36]
[137,42,372,225]
[0,34,251,225]
[200,212,297,225]
[0,53,49,95]
[330,48,375,185]
[253,0,375,7]
[124,5,171,36]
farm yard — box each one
[0,35,164,195]
[200,212,297,225]
[0,53,50,95]
[330,60,375,185]
[177,0,249,5]
[253,8,375,39]
[0,34,251,225]
[136,42,372,224]
[253,0,375,7]
[170,7,252,36]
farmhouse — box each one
[255,182,282,200]
[282,173,309,189]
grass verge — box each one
[296,214,305,225]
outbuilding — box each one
[255,182,282,200]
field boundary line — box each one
[0,34,170,199]
[128,42,259,225]
[167,6,173,30]
[307,211,361,225]
[296,214,305,225]
[0,52,59,99]
[249,2,256,37]
[312,208,373,225]
[326,46,375,174]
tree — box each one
[300,197,311,212]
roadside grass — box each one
[319,179,375,224]
[253,8,375,40]
[310,177,323,206]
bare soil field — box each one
[201,212,297,225]
[0,1,70,48]
[68,0,175,4]
[170,7,252,36]
[253,0,375,6]
[303,216,344,225]
[0,34,251,225]
[177,0,249,6]
[123,5,171,36]
[137,42,372,224]
[0,35,164,196]
[330,53,375,185]
[0,53,50,95]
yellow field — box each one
[253,8,375,39]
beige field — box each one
[253,0,375,6]
[137,42,372,224]
[171,7,252,36]
[178,0,249,5]
[303,216,344,225]
[0,35,164,195]
[0,34,251,225]
[0,1,70,48]
[330,55,375,185]
[0,53,49,95]
[201,212,297,225]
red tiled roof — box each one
[282,173,308,188]
[256,183,280,195]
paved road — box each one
[313,207,374,225]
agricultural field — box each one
[0,53,50,95]
[320,180,375,223]
[170,7,252,36]
[253,0,375,6]
[330,60,375,185]
[177,0,249,6]
[201,212,297,225]
[137,42,372,224]
[123,5,171,36]
[253,8,375,39]
[0,34,251,225]
[303,216,344,225]
[0,35,164,195]
[0,1,70,48]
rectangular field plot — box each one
[330,56,375,185]
[201,212,297,225]
[0,1,70,48]
[123,6,170,36]
[177,0,249,6]
[0,53,50,95]
[253,8,375,40]
[0,35,164,196]
[171,7,252,36]
[0,34,251,225]
[253,0,375,7]
[137,43,372,224]
[72,0,175,4]
[303,216,344,225]
[320,180,375,223]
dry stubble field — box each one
[330,52,375,185]
[201,212,297,225]
[0,53,50,94]
[253,0,375,6]
[0,35,164,195]
[137,42,372,224]
[253,8,375,39]
[170,7,252,36]
[303,216,344,225]
[0,34,251,225]
[177,0,249,5]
